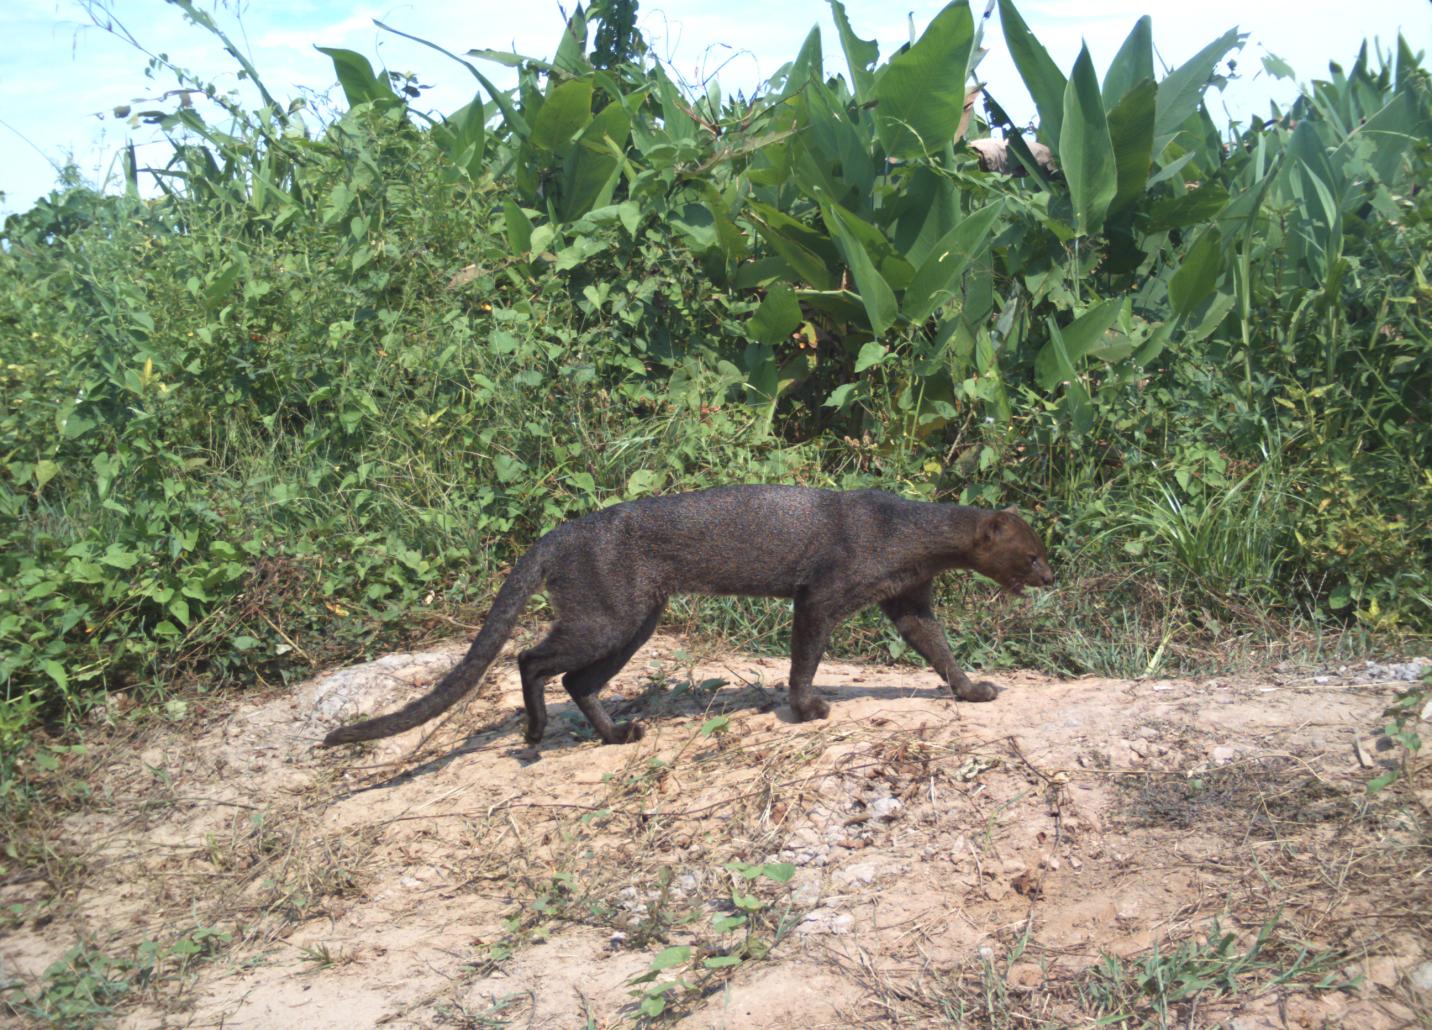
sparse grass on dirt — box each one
[1,634,1427,1027]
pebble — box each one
[791,881,821,908]
[795,908,854,936]
[1410,961,1432,994]
[837,862,877,886]
[870,797,904,820]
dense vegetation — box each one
[2,0,1429,782]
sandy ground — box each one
[2,633,1428,1027]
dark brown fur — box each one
[321,485,1054,748]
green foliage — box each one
[1366,673,1430,794]
[626,860,797,1020]
[1,927,231,1024]
[1,0,1429,776]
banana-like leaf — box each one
[822,205,899,335]
[873,0,976,158]
[1168,226,1225,317]
[1060,46,1117,237]
[552,4,591,76]
[1106,78,1156,217]
[316,47,401,109]
[1154,28,1243,150]
[829,0,879,103]
[503,201,534,264]
[749,203,839,290]
[1034,298,1123,389]
[779,27,825,99]
[997,0,1066,147]
[532,79,595,151]
[560,101,629,220]
[902,201,1004,323]
[1102,17,1152,109]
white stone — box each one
[870,797,904,820]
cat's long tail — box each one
[320,536,552,746]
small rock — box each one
[608,931,627,950]
[1409,960,1432,994]
[675,872,699,895]
[796,908,853,936]
[838,862,878,886]
[1210,745,1239,765]
[1391,658,1430,681]
[870,797,904,820]
[1313,675,1332,685]
[792,881,821,907]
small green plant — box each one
[1367,672,1430,794]
[625,861,797,1020]
[1081,917,1354,1023]
[1,927,232,1024]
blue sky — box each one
[2,0,1429,216]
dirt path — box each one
[2,636,1428,1027]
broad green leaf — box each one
[1336,91,1417,187]
[854,342,889,372]
[749,285,802,345]
[1154,28,1243,149]
[315,47,400,109]
[823,206,899,335]
[779,26,825,99]
[33,459,59,490]
[824,382,860,409]
[100,545,141,570]
[1180,290,1236,344]
[442,97,487,176]
[649,946,691,971]
[1059,46,1117,236]
[704,955,743,969]
[902,200,1003,323]
[1106,78,1156,217]
[560,101,629,219]
[1168,226,1225,318]
[761,862,797,883]
[552,5,590,75]
[1102,17,1152,109]
[873,0,976,157]
[530,78,594,151]
[503,200,533,254]
[748,203,839,290]
[1035,318,1078,390]
[1034,299,1122,388]
[829,0,879,102]
[42,660,68,692]
[818,202,914,289]
[626,469,659,496]
[997,0,1066,146]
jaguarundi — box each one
[321,485,1054,748]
